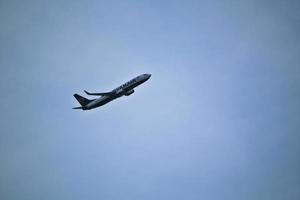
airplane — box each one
[73,73,151,110]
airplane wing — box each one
[84,90,115,96]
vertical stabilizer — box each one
[73,94,93,106]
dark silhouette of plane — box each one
[73,74,151,110]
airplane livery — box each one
[73,73,151,110]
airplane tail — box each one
[72,106,83,109]
[73,94,93,106]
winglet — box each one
[84,90,91,95]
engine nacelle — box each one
[125,89,134,96]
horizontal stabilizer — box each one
[72,106,83,109]
[84,90,115,96]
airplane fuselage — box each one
[75,74,151,110]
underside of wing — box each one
[84,90,115,96]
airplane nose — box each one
[147,74,151,78]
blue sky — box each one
[1,0,300,199]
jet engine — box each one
[125,89,134,96]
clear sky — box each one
[1,0,300,199]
